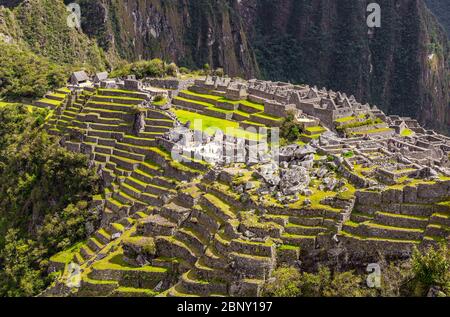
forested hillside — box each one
[0,105,100,296]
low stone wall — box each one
[145,78,180,90]
[357,181,450,205]
[216,101,237,111]
[248,94,266,105]
[249,114,282,127]
[339,235,416,258]
[172,98,206,112]
[98,89,149,100]
[202,108,233,120]
[91,96,143,105]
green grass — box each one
[180,90,265,111]
[50,242,84,264]
[37,98,62,106]
[367,223,424,233]
[239,100,264,111]
[376,212,428,221]
[95,95,143,101]
[115,287,158,297]
[278,244,300,251]
[252,112,283,121]
[401,129,414,137]
[173,109,262,141]
[181,90,264,108]
[93,252,167,272]
[203,193,236,218]
[306,126,326,133]
[353,127,393,135]
[0,101,12,108]
[48,93,67,99]
[335,116,355,123]
[153,98,168,106]
[99,88,145,95]
[339,231,421,244]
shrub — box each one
[411,245,450,296]
[264,266,375,297]
[280,110,302,143]
[214,68,225,77]
[153,95,165,103]
[165,62,179,77]
[262,266,302,297]
[179,67,190,74]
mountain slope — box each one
[74,0,259,78]
[424,0,450,35]
[246,0,449,134]
[0,0,107,69]
[0,0,448,134]
[74,0,450,134]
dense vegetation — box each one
[263,245,450,297]
[0,0,106,101]
[0,105,100,296]
[0,42,68,100]
[110,59,176,79]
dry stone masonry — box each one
[39,73,450,297]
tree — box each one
[0,229,46,297]
[0,105,100,296]
[262,266,302,297]
[280,110,302,143]
[411,244,450,296]
[0,42,68,100]
[214,68,224,77]
[165,62,179,77]
[203,63,211,75]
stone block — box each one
[382,189,403,204]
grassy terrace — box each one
[50,242,84,264]
[181,90,264,111]
[153,98,168,107]
[37,97,63,107]
[339,231,421,244]
[94,95,143,101]
[98,88,145,95]
[173,109,262,141]
[334,114,366,124]
[353,127,393,135]
[305,126,326,133]
[0,101,12,108]
[401,129,414,137]
[48,93,67,100]
[93,251,167,272]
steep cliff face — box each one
[245,0,449,134]
[1,0,448,133]
[424,0,450,35]
[74,0,448,133]
[75,0,259,78]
